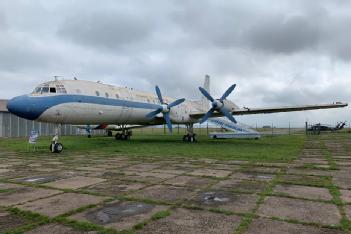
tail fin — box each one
[201,75,210,110]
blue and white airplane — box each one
[7,75,347,152]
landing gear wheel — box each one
[54,143,63,153]
[50,143,63,153]
[121,134,126,140]
[183,134,196,142]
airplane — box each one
[6,75,348,153]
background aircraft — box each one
[307,121,347,134]
[6,75,348,152]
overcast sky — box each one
[0,0,350,127]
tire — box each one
[115,133,121,140]
[213,135,217,139]
[88,135,92,138]
[107,131,113,137]
[54,143,63,153]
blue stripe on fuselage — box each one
[8,94,161,120]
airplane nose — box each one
[7,95,41,120]
[7,96,21,115]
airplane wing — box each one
[190,102,348,119]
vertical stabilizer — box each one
[201,75,210,110]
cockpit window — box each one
[50,87,56,93]
[41,86,49,93]
[32,87,42,94]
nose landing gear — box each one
[50,126,63,153]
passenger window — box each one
[50,87,56,93]
[96,91,100,96]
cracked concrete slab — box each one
[231,172,275,181]
[70,201,167,231]
[16,193,106,217]
[188,190,257,213]
[274,184,332,201]
[0,207,31,232]
[212,179,268,193]
[246,217,346,234]
[0,183,62,206]
[163,175,215,188]
[257,196,341,225]
[139,208,241,234]
[188,169,232,178]
[44,176,106,189]
[131,185,195,203]
[26,223,98,234]
[340,190,351,203]
[84,180,146,196]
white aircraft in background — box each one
[7,75,347,152]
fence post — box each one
[289,122,291,135]
[271,123,274,136]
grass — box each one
[0,133,306,162]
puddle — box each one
[200,191,231,204]
[86,202,155,224]
[17,176,59,184]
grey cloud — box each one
[58,10,153,50]
[243,15,321,54]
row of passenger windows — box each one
[95,91,120,99]
[94,90,160,103]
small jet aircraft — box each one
[7,75,348,152]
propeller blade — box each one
[199,87,214,102]
[220,84,236,101]
[163,112,173,133]
[146,108,162,119]
[155,86,164,104]
[220,107,237,123]
[200,108,215,124]
[168,98,185,109]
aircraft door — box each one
[125,89,134,123]
[120,89,134,123]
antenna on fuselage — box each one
[53,75,63,81]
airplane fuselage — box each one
[7,80,202,125]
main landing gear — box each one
[115,130,132,141]
[183,124,197,142]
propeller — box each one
[146,86,185,133]
[199,84,237,124]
